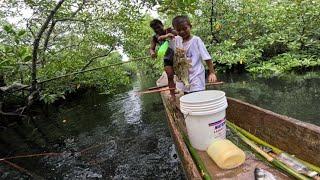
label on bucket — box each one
[208,117,226,139]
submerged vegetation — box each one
[0,0,319,107]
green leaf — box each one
[14,37,20,44]
[3,25,13,33]
[18,30,26,36]
[23,55,32,61]
[0,59,10,66]
[20,47,27,56]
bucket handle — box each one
[184,112,191,119]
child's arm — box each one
[205,60,218,83]
[196,37,218,83]
[157,33,175,41]
[150,37,157,58]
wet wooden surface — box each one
[161,92,291,179]
[161,93,202,180]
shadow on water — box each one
[209,72,320,126]
[0,78,186,179]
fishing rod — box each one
[5,56,149,93]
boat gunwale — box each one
[226,97,320,166]
[227,97,320,132]
[161,94,202,180]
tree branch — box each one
[41,0,87,65]
[26,17,36,38]
[80,46,115,71]
[0,83,28,92]
[210,0,214,44]
[43,20,56,54]
[43,0,87,52]
[71,0,87,17]
[0,102,27,118]
[48,44,81,54]
[55,18,86,23]
[210,0,220,44]
[31,0,65,92]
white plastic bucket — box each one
[180,90,228,150]
[180,98,226,108]
[180,99,227,112]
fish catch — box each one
[277,153,318,178]
[173,47,191,87]
[254,168,277,180]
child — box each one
[172,15,217,94]
[149,19,176,100]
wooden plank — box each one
[226,97,320,166]
[197,151,289,179]
[138,87,175,94]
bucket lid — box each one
[180,90,226,104]
[180,103,228,116]
[180,100,227,112]
[180,97,226,107]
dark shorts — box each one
[163,48,174,67]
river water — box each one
[0,73,319,179]
[211,72,320,126]
[0,78,185,179]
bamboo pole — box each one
[227,121,281,154]
[1,159,40,178]
[0,143,106,161]
[147,81,224,91]
[180,130,212,180]
[227,121,320,173]
[138,87,175,95]
[227,122,310,180]
[0,152,60,161]
[205,81,224,86]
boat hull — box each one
[161,93,307,179]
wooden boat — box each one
[160,91,320,179]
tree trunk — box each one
[31,0,65,92]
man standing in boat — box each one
[149,19,177,100]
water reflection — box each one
[210,73,320,126]
[123,83,142,124]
